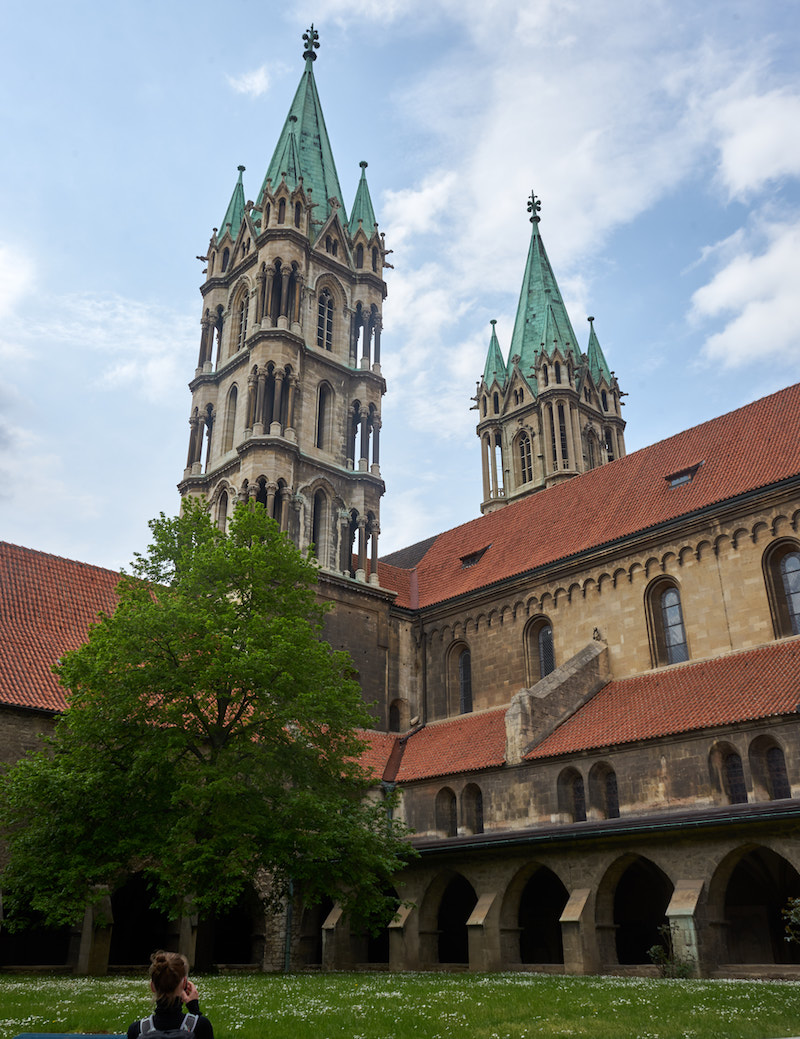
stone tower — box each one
[180,27,388,580]
[475,194,626,514]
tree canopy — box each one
[0,500,412,933]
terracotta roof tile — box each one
[0,542,120,712]
[394,709,507,782]
[384,384,800,609]
[526,639,800,759]
[356,729,398,780]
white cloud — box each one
[691,217,800,368]
[226,65,274,98]
[0,243,34,319]
[713,90,800,198]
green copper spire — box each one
[219,165,246,241]
[482,319,507,387]
[586,315,612,385]
[350,160,377,233]
[256,26,347,224]
[508,193,580,371]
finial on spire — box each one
[490,319,497,326]
[237,165,245,174]
[527,191,542,223]
[588,315,595,324]
[303,24,320,62]
[360,160,368,169]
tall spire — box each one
[508,193,580,372]
[219,165,246,240]
[350,161,377,233]
[482,319,507,387]
[256,26,347,224]
[586,315,612,385]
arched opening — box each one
[588,762,620,819]
[222,385,237,454]
[557,767,586,822]
[748,736,792,801]
[277,198,286,224]
[722,848,800,963]
[645,577,689,667]
[372,247,379,272]
[355,243,364,268]
[437,874,477,965]
[317,290,334,351]
[217,490,229,533]
[221,248,230,273]
[516,432,533,485]
[388,698,407,733]
[518,867,569,964]
[0,899,71,967]
[604,426,615,460]
[525,617,555,684]
[763,539,800,638]
[297,895,334,967]
[234,290,248,353]
[350,886,400,966]
[710,741,748,804]
[311,489,328,563]
[613,858,673,965]
[294,201,302,228]
[435,787,457,837]
[447,642,473,715]
[461,783,484,835]
[108,874,172,967]
[316,383,332,451]
[194,885,264,970]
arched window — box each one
[604,426,615,461]
[557,404,569,467]
[388,699,407,733]
[221,248,230,272]
[493,392,499,414]
[601,389,608,411]
[763,540,800,638]
[311,489,327,561]
[355,243,364,268]
[435,787,457,837]
[263,202,270,227]
[235,292,248,352]
[645,578,689,667]
[724,751,747,804]
[222,385,237,454]
[217,491,229,534]
[316,383,331,450]
[525,617,555,685]
[372,247,379,272]
[517,433,533,485]
[277,198,286,224]
[317,290,334,351]
[542,364,549,387]
[557,768,586,823]
[588,762,620,819]
[462,784,484,835]
[294,201,302,228]
[555,361,561,383]
[749,736,792,800]
[458,649,472,714]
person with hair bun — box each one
[126,950,214,1039]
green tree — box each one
[0,500,412,933]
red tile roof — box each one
[393,708,507,781]
[377,383,800,609]
[526,639,800,759]
[357,729,398,780]
[0,542,120,712]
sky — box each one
[2,1,800,571]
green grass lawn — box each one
[1,972,799,1039]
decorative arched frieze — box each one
[695,540,713,561]
[752,521,770,543]
[678,545,695,565]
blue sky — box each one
[2,1,800,570]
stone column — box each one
[373,318,382,366]
[543,403,555,475]
[564,402,576,470]
[356,517,367,577]
[571,406,584,472]
[264,268,275,325]
[293,274,303,325]
[285,376,298,439]
[361,319,373,369]
[279,486,291,532]
[359,406,370,468]
[198,315,211,369]
[266,483,277,519]
[253,369,267,435]
[279,267,291,318]
[271,370,284,435]
[371,416,381,473]
[245,374,257,432]
[187,417,199,469]
[666,880,704,977]
[560,887,598,975]
[369,520,380,585]
[553,403,565,471]
[257,268,266,324]
[481,433,491,500]
[466,893,501,971]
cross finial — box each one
[303,25,320,62]
[527,191,542,223]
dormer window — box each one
[666,463,702,488]
[460,545,490,568]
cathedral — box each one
[1,28,799,978]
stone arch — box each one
[596,854,674,966]
[708,845,800,965]
[556,766,586,822]
[678,545,695,565]
[752,520,770,543]
[588,760,620,819]
[417,870,478,967]
[644,557,661,577]
[762,536,800,638]
[194,883,265,970]
[446,641,472,715]
[108,873,172,967]
[773,513,791,535]
[709,739,748,805]
[524,615,555,685]
[749,734,792,801]
[612,568,627,587]
[461,782,484,835]
[499,862,569,966]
